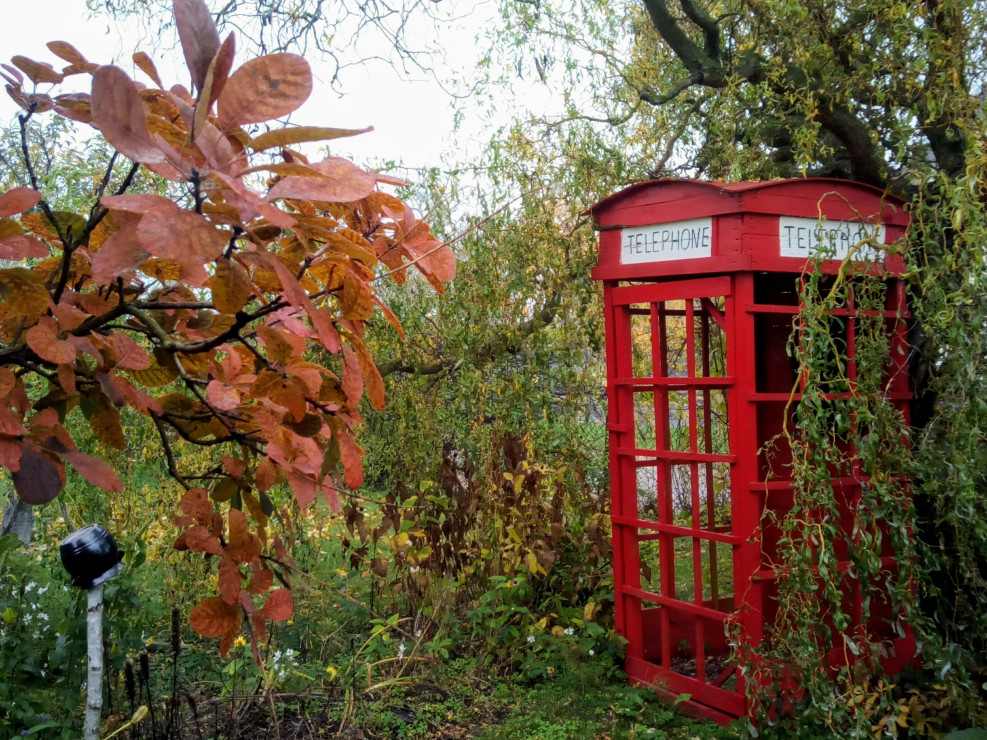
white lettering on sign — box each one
[779,217,886,260]
[620,218,713,264]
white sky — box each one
[0,0,513,170]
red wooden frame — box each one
[591,179,914,724]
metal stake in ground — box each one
[60,525,125,739]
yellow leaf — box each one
[249,125,372,151]
[0,218,23,239]
[140,258,182,282]
[583,601,597,622]
[90,403,126,450]
[526,551,544,575]
[0,268,49,317]
[338,269,374,320]
[128,357,180,388]
[211,256,253,313]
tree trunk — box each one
[0,490,33,546]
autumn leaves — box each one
[0,0,455,652]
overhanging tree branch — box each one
[641,0,724,86]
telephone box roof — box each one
[588,178,910,281]
[588,178,908,227]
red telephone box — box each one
[590,179,913,723]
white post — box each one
[84,583,105,740]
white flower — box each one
[397,643,406,659]
[25,582,36,592]
[526,635,536,644]
[588,649,595,656]
[563,628,574,636]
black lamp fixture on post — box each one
[60,525,124,739]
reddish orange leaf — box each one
[424,244,457,283]
[0,187,41,218]
[226,508,261,562]
[101,194,175,212]
[341,344,363,409]
[0,439,22,472]
[372,294,405,339]
[46,41,94,70]
[348,336,385,411]
[285,469,317,509]
[52,301,86,332]
[90,226,148,284]
[207,33,236,108]
[0,406,24,437]
[1,63,23,85]
[222,455,246,478]
[57,363,76,395]
[337,427,365,489]
[181,487,214,524]
[190,597,240,638]
[132,52,163,87]
[11,55,63,84]
[108,332,151,370]
[261,588,293,621]
[255,456,277,492]
[218,559,242,605]
[375,172,409,186]
[185,526,224,556]
[218,623,242,657]
[137,206,228,281]
[251,253,341,353]
[321,478,340,513]
[26,317,76,365]
[217,53,312,129]
[206,379,240,410]
[267,157,376,204]
[247,567,274,595]
[0,234,49,260]
[63,451,123,492]
[174,0,221,93]
[91,66,165,164]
